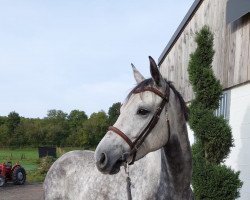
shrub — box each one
[188,25,242,199]
[37,156,55,175]
[28,156,55,183]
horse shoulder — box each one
[44,150,95,199]
[44,150,163,200]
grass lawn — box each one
[0,147,84,183]
[0,148,38,171]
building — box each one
[158,0,250,199]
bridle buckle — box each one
[166,112,169,122]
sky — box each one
[0,0,194,118]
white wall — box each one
[225,83,250,200]
[187,124,194,145]
[187,82,250,199]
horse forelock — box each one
[126,78,189,121]
[126,78,154,100]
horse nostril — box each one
[100,153,106,164]
[97,153,108,170]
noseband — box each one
[109,84,170,165]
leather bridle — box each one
[108,84,170,165]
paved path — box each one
[0,183,44,200]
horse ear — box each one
[149,56,165,87]
[131,63,145,84]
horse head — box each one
[95,56,171,174]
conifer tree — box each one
[188,26,242,199]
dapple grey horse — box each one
[44,57,193,200]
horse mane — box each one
[167,81,189,121]
[127,78,189,121]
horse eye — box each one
[137,108,150,116]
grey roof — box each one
[158,0,250,65]
[158,0,203,65]
[226,0,250,23]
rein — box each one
[108,84,170,165]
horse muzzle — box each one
[95,147,127,175]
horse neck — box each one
[162,89,192,191]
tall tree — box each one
[0,123,9,147]
[46,109,68,121]
[82,111,108,147]
[68,110,88,131]
[45,110,69,146]
[6,111,21,146]
[7,111,21,134]
[15,118,45,147]
[108,102,121,125]
[66,110,88,146]
[0,116,8,147]
[188,26,242,199]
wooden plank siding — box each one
[159,0,250,102]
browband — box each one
[108,85,170,165]
[133,87,167,100]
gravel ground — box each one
[0,183,44,200]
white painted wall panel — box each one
[226,83,250,200]
[187,82,250,199]
[187,124,194,145]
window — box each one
[214,90,231,120]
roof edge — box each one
[158,0,203,65]
[226,0,250,23]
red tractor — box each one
[0,162,26,187]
